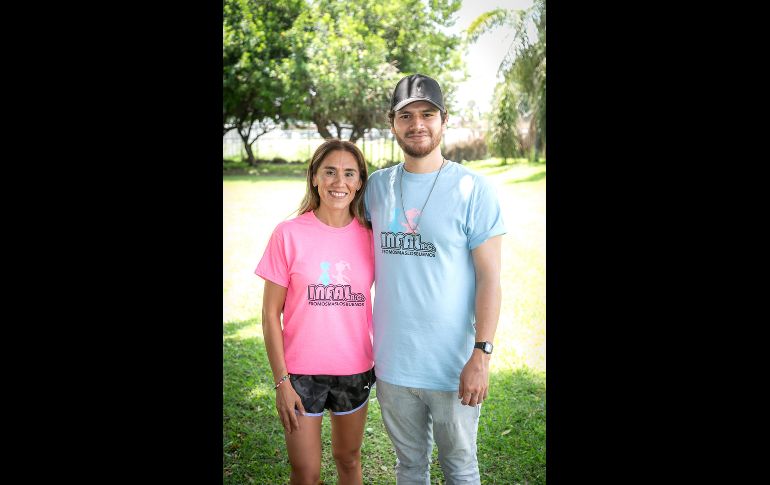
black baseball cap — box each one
[390,74,446,113]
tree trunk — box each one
[312,115,334,139]
[244,143,256,166]
[237,129,257,166]
[332,122,344,139]
[348,125,363,143]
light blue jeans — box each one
[376,379,481,484]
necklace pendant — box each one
[399,159,445,238]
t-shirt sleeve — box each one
[254,225,290,288]
[368,228,375,278]
[364,180,372,222]
[467,175,507,250]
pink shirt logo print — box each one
[318,261,331,285]
[400,208,421,234]
[307,259,366,306]
[332,260,351,284]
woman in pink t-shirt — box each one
[256,139,375,484]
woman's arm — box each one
[262,279,306,433]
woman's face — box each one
[312,149,362,213]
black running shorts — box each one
[290,367,376,416]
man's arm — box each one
[458,235,502,406]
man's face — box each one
[391,101,447,158]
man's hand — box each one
[458,350,490,406]
[275,382,306,433]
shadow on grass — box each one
[509,170,547,184]
[224,321,545,484]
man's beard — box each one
[394,127,443,158]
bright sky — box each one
[445,0,534,114]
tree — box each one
[488,81,522,164]
[289,2,399,142]
[377,0,463,79]
[223,0,305,164]
[468,0,545,162]
[223,0,465,149]
[291,0,464,142]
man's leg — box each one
[424,389,481,485]
[376,379,433,484]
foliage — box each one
[224,0,464,147]
[444,137,489,163]
[289,0,464,142]
[223,0,306,164]
[288,1,400,142]
[468,0,545,162]
[488,80,523,163]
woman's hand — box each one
[275,381,306,434]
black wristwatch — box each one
[474,341,493,354]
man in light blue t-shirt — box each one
[365,73,506,484]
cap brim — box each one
[392,97,445,113]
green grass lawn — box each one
[224,158,546,484]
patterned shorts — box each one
[290,367,376,416]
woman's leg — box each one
[284,414,323,485]
[330,403,368,485]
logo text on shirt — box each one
[307,284,366,306]
[379,232,436,257]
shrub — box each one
[444,137,488,163]
[223,158,247,171]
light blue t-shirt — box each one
[364,160,506,391]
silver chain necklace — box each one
[399,158,446,234]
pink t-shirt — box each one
[255,211,374,375]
